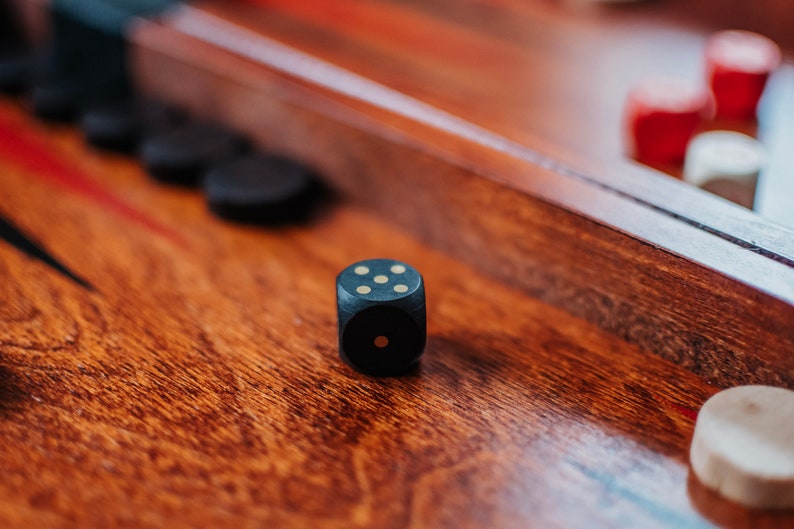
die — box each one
[336,259,426,376]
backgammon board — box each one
[1,1,793,527]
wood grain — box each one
[130,1,794,389]
[1,99,792,528]
[3,1,794,526]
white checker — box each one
[683,131,764,188]
[690,385,794,509]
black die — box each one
[336,259,426,376]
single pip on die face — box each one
[336,259,426,376]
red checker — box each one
[624,78,711,166]
[706,30,781,121]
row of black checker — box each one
[0,0,323,225]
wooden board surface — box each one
[130,0,794,389]
[1,99,793,528]
[3,1,794,526]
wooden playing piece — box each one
[705,30,781,121]
[140,122,249,186]
[80,98,185,152]
[683,131,764,208]
[690,385,794,509]
[203,153,319,223]
[624,77,711,165]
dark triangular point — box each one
[0,213,93,290]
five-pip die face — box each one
[336,259,426,376]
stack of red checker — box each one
[624,30,781,168]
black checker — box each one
[203,153,319,224]
[81,98,185,153]
[140,123,249,186]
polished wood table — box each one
[1,1,793,527]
